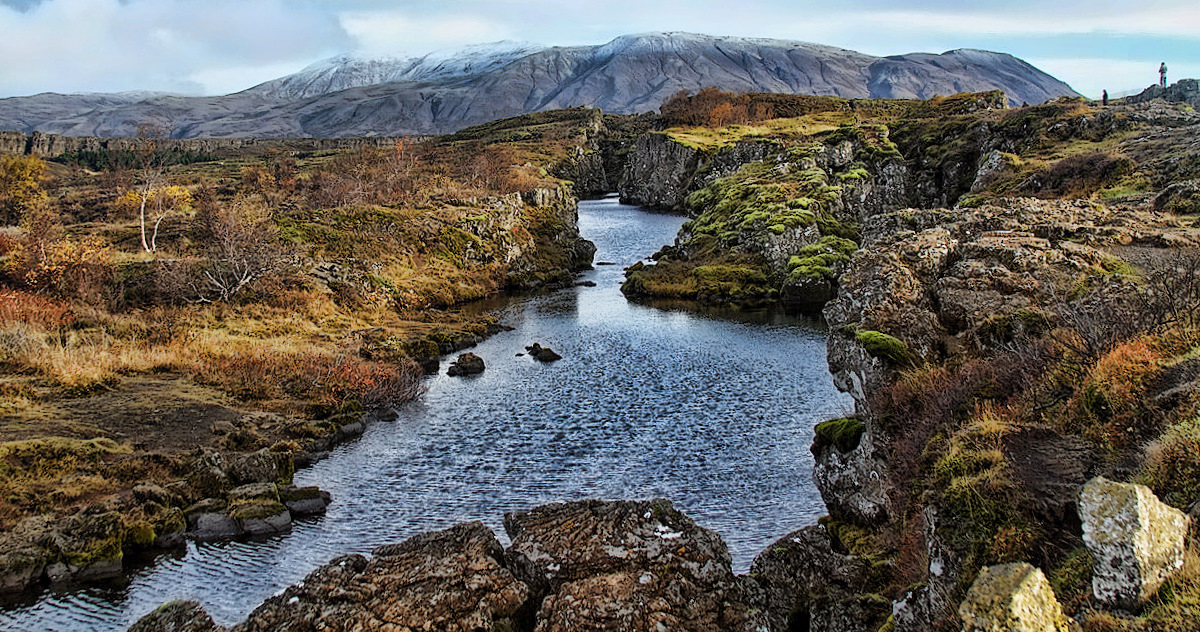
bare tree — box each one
[160,198,290,303]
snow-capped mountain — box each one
[0,32,1079,138]
[246,41,547,99]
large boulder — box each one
[749,524,880,632]
[958,562,1076,632]
[233,521,529,632]
[1078,476,1190,609]
[504,499,767,632]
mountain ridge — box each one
[0,32,1079,138]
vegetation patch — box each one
[855,330,911,364]
[813,417,866,454]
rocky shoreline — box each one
[0,182,596,595]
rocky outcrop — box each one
[811,423,892,524]
[750,524,882,632]
[131,499,768,632]
[233,521,528,632]
[619,133,706,210]
[504,499,767,632]
[1126,78,1200,111]
[823,198,1168,415]
[958,562,1077,632]
[1078,476,1191,609]
[506,187,597,289]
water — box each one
[0,196,852,631]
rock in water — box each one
[234,521,528,631]
[1078,476,1190,609]
[447,352,486,376]
[503,499,767,632]
[958,562,1075,632]
[525,343,562,362]
[128,600,225,632]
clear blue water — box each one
[0,197,852,631]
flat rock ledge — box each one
[130,499,771,632]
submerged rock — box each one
[1078,476,1190,609]
[447,352,486,376]
[128,600,225,632]
[504,498,767,632]
[525,343,562,362]
[958,562,1076,632]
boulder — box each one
[504,499,767,632]
[44,507,125,582]
[749,525,878,632]
[279,485,331,517]
[525,343,562,362]
[233,521,528,632]
[1078,476,1190,609]
[185,499,240,540]
[958,562,1076,632]
[225,448,293,486]
[447,352,486,376]
[129,600,225,632]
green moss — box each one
[855,330,911,364]
[229,499,288,521]
[788,235,859,282]
[814,417,866,453]
[124,520,156,549]
[1048,547,1094,612]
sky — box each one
[1,0,1198,101]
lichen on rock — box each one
[958,562,1077,632]
[1078,476,1190,609]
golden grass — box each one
[666,111,856,151]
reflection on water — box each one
[0,196,852,631]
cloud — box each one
[338,10,518,56]
[786,4,1200,41]
[0,0,352,96]
[0,0,42,12]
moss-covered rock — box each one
[813,417,867,454]
[855,330,911,364]
[958,562,1076,632]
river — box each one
[0,196,852,631]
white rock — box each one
[1078,476,1190,609]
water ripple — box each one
[0,197,852,631]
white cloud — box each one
[339,10,516,57]
[0,0,350,96]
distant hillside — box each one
[0,32,1079,139]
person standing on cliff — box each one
[1160,62,1168,88]
[1102,90,1108,106]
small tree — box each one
[115,184,193,253]
[0,155,48,226]
[161,198,289,303]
